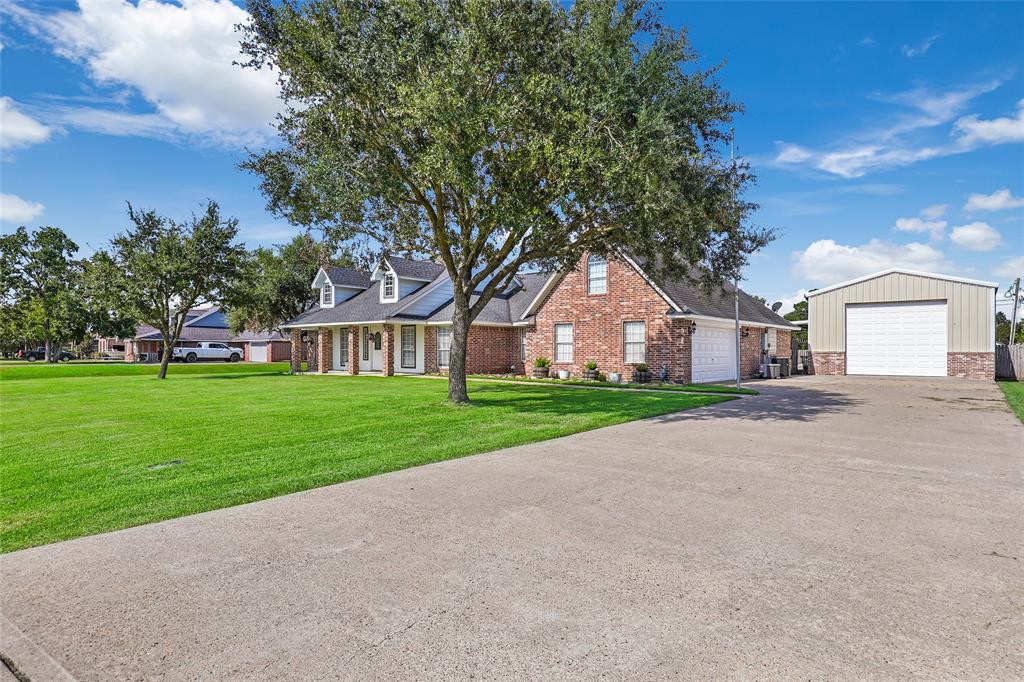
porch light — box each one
[686,320,697,335]
[740,329,749,338]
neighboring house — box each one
[101,307,292,363]
[281,253,799,383]
[806,268,997,379]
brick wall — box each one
[424,325,518,374]
[947,351,994,380]
[739,326,763,379]
[808,350,845,375]
[527,255,691,382]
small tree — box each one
[241,0,769,402]
[101,201,246,379]
[785,300,808,347]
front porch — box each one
[294,323,426,376]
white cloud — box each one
[894,217,947,240]
[0,96,53,150]
[954,99,1024,147]
[901,34,940,58]
[7,0,282,147]
[920,203,948,220]
[993,256,1024,279]
[793,238,953,284]
[949,222,1002,251]
[772,79,1020,178]
[0,193,45,223]
[965,188,1024,212]
[774,289,810,316]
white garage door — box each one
[692,323,737,383]
[846,301,947,376]
[249,342,268,363]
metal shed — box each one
[806,269,997,379]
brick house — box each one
[281,253,798,383]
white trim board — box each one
[806,268,998,298]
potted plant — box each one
[558,368,571,380]
[532,357,551,378]
[582,360,599,380]
[632,362,652,383]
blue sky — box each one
[1,1,1022,313]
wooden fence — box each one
[995,344,1024,380]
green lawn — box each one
[0,371,733,552]
[998,381,1024,423]
[0,361,294,380]
[468,374,758,395]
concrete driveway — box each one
[2,376,1021,680]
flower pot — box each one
[633,371,652,384]
[607,372,621,383]
[582,370,599,381]
[558,369,571,380]
[532,366,549,378]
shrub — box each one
[584,360,598,371]
[534,357,551,368]
[633,363,649,373]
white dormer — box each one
[312,268,336,308]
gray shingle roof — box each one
[326,266,371,288]
[386,256,445,280]
[629,255,797,328]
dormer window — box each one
[383,273,396,301]
[321,282,333,306]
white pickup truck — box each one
[172,342,242,363]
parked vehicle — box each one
[21,347,75,362]
[172,342,242,363]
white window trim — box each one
[321,281,334,308]
[381,271,397,302]
[437,327,452,367]
[623,320,646,364]
[554,323,573,364]
[587,254,607,295]
[400,325,417,369]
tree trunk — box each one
[447,292,471,404]
[157,340,174,379]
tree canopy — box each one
[241,0,771,401]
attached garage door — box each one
[846,301,947,376]
[692,322,737,383]
[249,342,268,363]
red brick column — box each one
[424,326,438,373]
[740,326,763,379]
[382,324,395,376]
[290,329,302,373]
[317,328,332,373]
[347,326,360,375]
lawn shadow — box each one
[649,382,862,424]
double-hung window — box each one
[383,273,396,300]
[519,328,527,362]
[436,327,452,367]
[339,327,348,365]
[587,254,607,294]
[623,321,646,364]
[554,324,573,363]
[401,325,416,368]
[321,282,333,305]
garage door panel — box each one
[692,324,737,383]
[846,302,946,376]
[249,342,268,363]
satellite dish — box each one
[771,302,783,312]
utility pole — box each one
[731,128,741,390]
[1009,277,1021,344]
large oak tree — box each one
[241,0,769,402]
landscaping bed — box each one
[468,374,758,395]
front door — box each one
[360,325,384,372]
